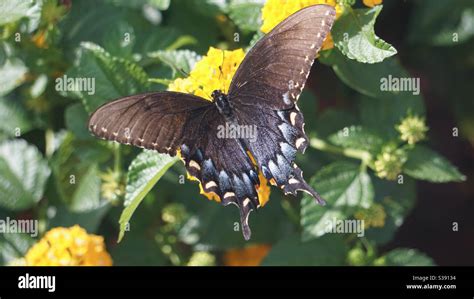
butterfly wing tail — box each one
[283,165,326,206]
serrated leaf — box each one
[403,145,465,182]
[148,49,201,78]
[0,139,50,210]
[382,248,435,266]
[333,6,397,63]
[0,233,35,264]
[65,42,150,112]
[228,0,263,32]
[0,97,32,136]
[262,234,348,266]
[328,125,384,154]
[118,151,179,241]
[301,161,374,241]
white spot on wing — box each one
[282,92,291,105]
[189,160,201,170]
[290,112,297,126]
[224,192,235,199]
[295,137,306,149]
[205,181,217,189]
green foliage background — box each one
[0,0,472,266]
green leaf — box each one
[0,233,35,264]
[0,97,32,136]
[332,6,397,63]
[69,164,102,212]
[358,95,424,139]
[51,133,110,206]
[65,103,91,140]
[328,125,384,154]
[0,139,50,210]
[118,151,179,242]
[364,176,416,245]
[403,145,465,182]
[320,49,423,104]
[408,1,474,46]
[228,0,263,32]
[148,49,201,78]
[47,204,110,234]
[301,161,374,241]
[0,58,27,97]
[65,42,150,112]
[381,248,435,266]
[262,234,348,266]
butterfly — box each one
[88,5,336,240]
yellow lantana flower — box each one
[260,0,344,50]
[363,0,382,8]
[168,47,245,100]
[24,225,112,266]
[169,48,271,207]
[224,244,271,266]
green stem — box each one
[310,137,372,164]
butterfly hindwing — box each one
[178,108,260,240]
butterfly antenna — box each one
[219,50,226,93]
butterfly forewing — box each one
[229,5,336,110]
[88,92,212,154]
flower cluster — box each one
[223,244,271,266]
[24,225,112,266]
[169,48,271,206]
[396,115,428,145]
[260,0,344,50]
[168,47,245,100]
[374,146,407,180]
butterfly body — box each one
[88,5,336,240]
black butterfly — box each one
[88,5,336,240]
